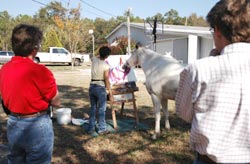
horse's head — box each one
[123,46,142,69]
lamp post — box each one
[127,8,132,55]
[89,29,95,58]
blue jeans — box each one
[193,153,209,164]
[7,114,54,164]
[88,84,107,133]
[193,158,207,164]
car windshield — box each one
[8,51,14,56]
[0,51,14,56]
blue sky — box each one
[0,0,219,20]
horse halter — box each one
[123,61,130,69]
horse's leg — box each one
[151,94,161,139]
[161,98,170,130]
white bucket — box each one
[56,108,72,125]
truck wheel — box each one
[74,59,81,66]
[34,58,40,63]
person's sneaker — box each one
[98,130,110,135]
[86,129,95,134]
[86,129,98,137]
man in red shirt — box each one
[0,24,60,163]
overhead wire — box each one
[78,0,116,18]
[83,9,110,19]
[31,0,47,6]
[32,0,116,19]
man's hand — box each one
[50,90,61,107]
[209,48,220,56]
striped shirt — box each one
[175,43,250,163]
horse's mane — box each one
[138,47,179,63]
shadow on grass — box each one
[135,105,191,133]
[0,84,194,164]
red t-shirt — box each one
[0,56,58,114]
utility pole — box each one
[127,8,132,55]
[89,29,95,59]
[152,17,157,51]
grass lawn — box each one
[0,63,194,164]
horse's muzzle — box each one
[122,62,129,69]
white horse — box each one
[124,47,186,139]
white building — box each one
[105,22,214,64]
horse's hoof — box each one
[151,133,160,140]
[151,134,157,140]
[165,127,171,131]
[165,125,171,130]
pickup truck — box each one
[0,51,14,64]
[35,47,84,66]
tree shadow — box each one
[52,84,106,163]
[0,84,194,164]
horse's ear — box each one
[135,42,141,49]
